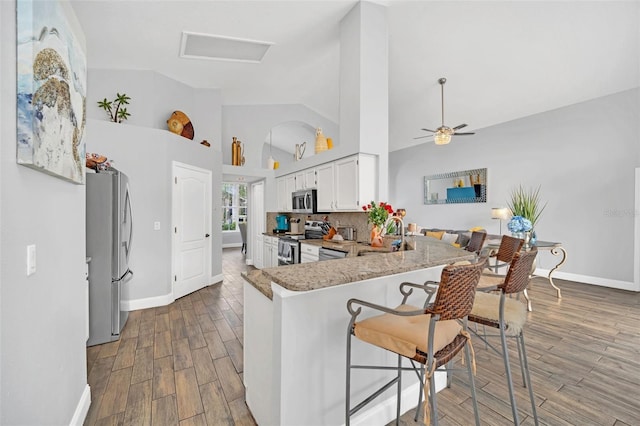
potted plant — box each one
[507,185,547,243]
[97,93,132,123]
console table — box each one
[486,240,567,311]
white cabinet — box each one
[295,168,317,190]
[255,234,264,269]
[285,175,295,211]
[316,154,377,211]
[276,175,295,212]
[300,243,320,263]
[263,236,279,268]
[316,162,335,211]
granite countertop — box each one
[242,235,475,299]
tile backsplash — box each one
[266,212,370,242]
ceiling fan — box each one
[414,77,475,145]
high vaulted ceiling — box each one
[71,0,639,152]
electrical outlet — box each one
[154,221,161,230]
[27,244,36,276]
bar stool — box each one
[465,230,487,255]
[468,248,539,425]
[346,259,486,425]
[485,235,524,273]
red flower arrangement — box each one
[362,201,394,228]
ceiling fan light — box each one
[434,131,451,145]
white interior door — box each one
[172,162,212,299]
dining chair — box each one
[345,259,486,425]
[465,230,487,255]
[468,247,539,425]
[486,235,524,272]
[238,222,247,254]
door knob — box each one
[205,233,210,238]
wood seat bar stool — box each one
[345,259,486,425]
[468,247,539,425]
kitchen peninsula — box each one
[242,236,475,425]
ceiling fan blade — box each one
[454,132,475,136]
[420,128,437,133]
[453,123,468,130]
[413,135,433,140]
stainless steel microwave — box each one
[292,189,318,213]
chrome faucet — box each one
[383,216,405,251]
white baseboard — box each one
[121,292,174,311]
[121,274,225,311]
[534,269,638,292]
[69,384,91,426]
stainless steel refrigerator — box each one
[86,170,133,346]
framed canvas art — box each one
[16,0,87,184]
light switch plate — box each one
[154,221,161,230]
[27,244,36,276]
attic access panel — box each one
[180,31,273,63]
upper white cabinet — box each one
[316,154,377,212]
[276,154,377,213]
[276,174,296,212]
[316,162,335,211]
[285,175,295,211]
[295,169,317,190]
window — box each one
[222,182,247,231]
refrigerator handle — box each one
[125,184,133,261]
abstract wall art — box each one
[17,0,87,184]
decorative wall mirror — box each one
[424,168,487,205]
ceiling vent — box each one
[179,31,273,63]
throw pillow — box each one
[441,232,458,244]
[425,230,445,240]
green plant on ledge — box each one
[507,184,547,228]
[97,93,132,123]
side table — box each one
[485,240,567,311]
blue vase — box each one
[530,230,537,245]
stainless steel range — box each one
[277,236,302,265]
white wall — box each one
[87,68,222,305]
[221,104,339,169]
[1,1,89,423]
[87,120,221,304]
[390,89,640,287]
[87,69,221,148]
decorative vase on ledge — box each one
[370,225,383,247]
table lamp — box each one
[491,207,511,234]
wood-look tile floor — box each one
[85,248,640,425]
[84,248,256,426]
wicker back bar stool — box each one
[468,247,539,425]
[487,235,524,273]
[465,231,487,255]
[346,259,486,425]
[477,235,524,290]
